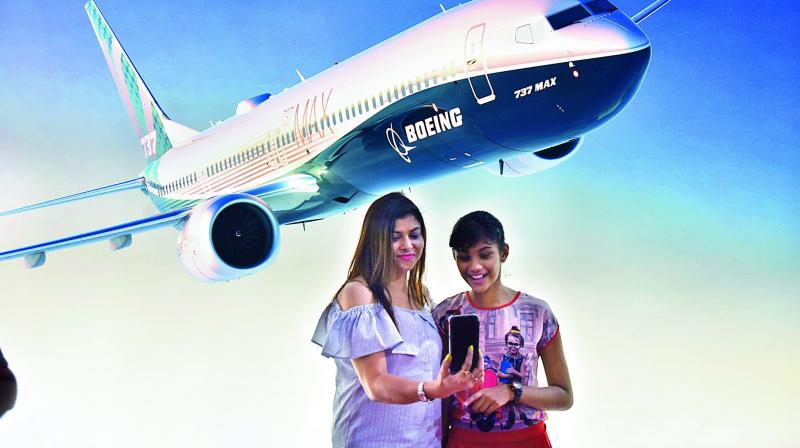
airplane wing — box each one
[0,178,145,217]
[0,208,190,268]
[0,173,322,269]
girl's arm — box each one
[464,332,573,413]
[520,331,573,410]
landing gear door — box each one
[464,23,495,105]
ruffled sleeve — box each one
[311,303,403,359]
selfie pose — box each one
[313,193,480,447]
[434,211,573,448]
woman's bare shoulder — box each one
[338,278,375,310]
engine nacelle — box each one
[486,138,583,177]
[177,194,280,282]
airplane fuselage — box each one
[0,0,665,280]
[144,0,651,223]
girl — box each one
[313,193,480,447]
[434,211,573,448]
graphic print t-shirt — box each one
[433,291,559,432]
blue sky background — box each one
[0,1,798,446]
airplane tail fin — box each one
[85,1,198,162]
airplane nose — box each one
[601,11,650,50]
[559,11,650,56]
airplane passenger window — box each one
[379,93,385,105]
[372,96,377,108]
[547,5,590,30]
[516,24,534,44]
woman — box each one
[312,192,480,447]
[434,211,573,448]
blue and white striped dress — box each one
[312,303,443,447]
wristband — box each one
[509,379,523,405]
[417,381,430,402]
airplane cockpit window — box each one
[515,24,535,44]
[547,4,590,30]
[584,0,617,14]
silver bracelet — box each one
[417,381,430,402]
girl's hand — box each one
[464,384,514,415]
[428,346,483,399]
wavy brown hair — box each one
[332,192,429,324]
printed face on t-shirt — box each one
[505,333,522,356]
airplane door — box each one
[464,23,496,105]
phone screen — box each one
[448,314,480,374]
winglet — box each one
[632,0,672,24]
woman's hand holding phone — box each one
[425,346,484,399]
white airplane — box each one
[0,0,671,281]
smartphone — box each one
[448,314,480,374]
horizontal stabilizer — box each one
[0,208,191,267]
[0,178,145,217]
[632,0,672,23]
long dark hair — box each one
[331,192,429,324]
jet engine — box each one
[177,194,280,282]
[486,138,583,177]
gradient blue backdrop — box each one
[0,1,797,447]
